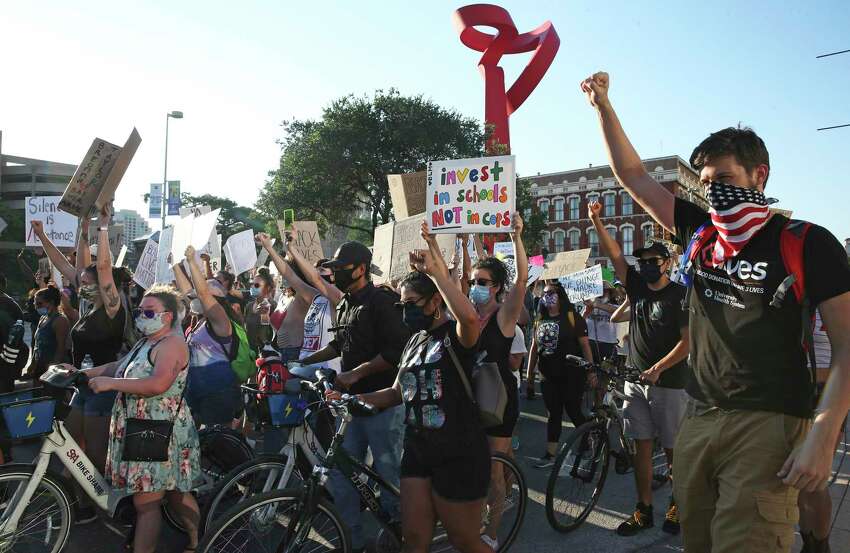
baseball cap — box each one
[321,241,373,270]
[633,242,670,259]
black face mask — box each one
[637,262,663,284]
[333,267,358,292]
[321,274,335,285]
[402,300,435,333]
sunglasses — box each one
[133,308,163,320]
[394,295,432,310]
[637,257,665,266]
[468,278,495,287]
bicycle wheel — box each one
[830,416,849,486]
[480,453,527,552]
[545,420,610,533]
[203,454,302,531]
[197,489,350,553]
[0,465,74,553]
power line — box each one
[817,124,850,131]
[816,48,850,59]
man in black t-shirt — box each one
[591,205,690,537]
[581,72,850,553]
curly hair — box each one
[690,126,770,186]
[472,256,509,302]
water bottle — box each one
[7,320,24,346]
[80,354,94,372]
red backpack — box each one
[256,350,290,395]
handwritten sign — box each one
[179,205,211,219]
[493,241,513,259]
[133,239,159,290]
[25,196,78,248]
[388,171,426,219]
[170,208,221,264]
[155,227,175,285]
[59,129,141,218]
[87,223,125,259]
[558,264,604,303]
[371,222,394,282]
[209,234,223,274]
[371,215,456,283]
[540,249,591,280]
[224,229,258,277]
[426,155,515,234]
[291,221,324,265]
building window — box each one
[587,193,599,206]
[553,198,564,221]
[622,226,634,256]
[606,226,617,242]
[569,229,580,250]
[541,231,551,251]
[621,193,633,216]
[604,193,616,217]
[553,230,565,252]
[568,196,580,220]
[588,229,599,257]
[642,223,654,245]
[538,200,549,219]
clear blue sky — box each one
[1,1,848,239]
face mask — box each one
[249,286,261,298]
[541,294,557,307]
[469,285,491,305]
[637,262,663,284]
[37,307,49,316]
[402,300,435,333]
[190,298,204,315]
[321,273,335,284]
[333,267,357,292]
[79,284,99,301]
[135,313,166,336]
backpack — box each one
[682,218,816,382]
[256,349,290,395]
[213,318,258,383]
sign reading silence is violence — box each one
[426,155,516,234]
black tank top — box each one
[479,311,516,387]
[71,305,126,366]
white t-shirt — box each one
[586,302,618,344]
[299,294,341,373]
[510,325,527,355]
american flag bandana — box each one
[707,180,771,267]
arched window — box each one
[588,229,599,257]
[538,199,549,220]
[641,222,654,246]
[622,226,634,256]
[569,229,580,250]
[553,230,565,252]
[553,198,565,221]
[621,192,633,216]
[603,193,616,217]
[568,196,580,220]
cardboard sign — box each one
[25,196,78,248]
[371,222,394,282]
[87,223,125,259]
[209,234,223,274]
[170,208,221,264]
[179,205,211,218]
[426,155,515,234]
[59,129,141,218]
[290,221,324,265]
[224,229,258,277]
[133,239,159,290]
[558,264,604,303]
[493,241,514,259]
[541,249,591,280]
[155,227,175,285]
[387,171,426,219]
[370,215,456,283]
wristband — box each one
[98,226,109,232]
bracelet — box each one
[98,226,109,232]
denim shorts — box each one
[70,387,118,417]
[190,385,242,428]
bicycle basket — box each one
[0,395,56,439]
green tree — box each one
[179,193,265,242]
[516,177,547,255]
[257,89,486,233]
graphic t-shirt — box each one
[675,198,850,416]
[299,295,341,373]
[625,267,689,389]
[534,308,588,378]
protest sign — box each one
[208,234,223,273]
[257,238,275,267]
[541,249,591,280]
[116,245,128,267]
[87,223,125,259]
[426,155,515,234]
[25,196,78,248]
[290,221,324,265]
[50,263,63,288]
[371,222,394,282]
[224,229,258,276]
[388,171,426,219]
[155,227,175,285]
[528,264,544,285]
[558,264,604,303]
[170,208,221,264]
[370,215,457,283]
[179,205,210,219]
[59,129,141,218]
[133,239,159,290]
[493,241,513,259]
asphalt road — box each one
[14,391,850,553]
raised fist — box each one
[580,72,610,109]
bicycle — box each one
[197,368,527,553]
[0,365,251,553]
[545,355,642,533]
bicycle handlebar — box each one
[564,355,643,384]
[297,369,379,416]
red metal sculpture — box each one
[453,4,560,153]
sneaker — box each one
[75,505,98,525]
[651,471,670,490]
[533,453,555,469]
[662,500,680,535]
[480,534,498,550]
[616,503,653,536]
[611,450,632,474]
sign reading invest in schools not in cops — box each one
[426,155,516,234]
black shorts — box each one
[486,374,519,438]
[400,432,490,502]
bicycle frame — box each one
[0,420,129,534]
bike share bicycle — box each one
[198,368,527,553]
[545,354,642,533]
[0,365,252,553]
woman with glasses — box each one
[66,284,202,553]
[466,213,527,551]
[334,223,493,553]
[243,268,276,350]
[526,281,595,468]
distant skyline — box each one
[1,1,848,239]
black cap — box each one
[633,241,670,259]
[322,241,372,270]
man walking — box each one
[581,72,850,552]
[590,202,689,536]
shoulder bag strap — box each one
[444,340,478,409]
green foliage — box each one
[256,89,486,233]
[180,193,265,243]
[0,204,34,298]
[516,177,547,254]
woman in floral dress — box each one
[79,285,201,553]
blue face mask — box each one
[37,307,49,316]
[249,286,261,298]
[469,285,491,305]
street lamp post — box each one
[161,110,184,230]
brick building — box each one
[526,155,706,264]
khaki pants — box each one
[672,407,811,553]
